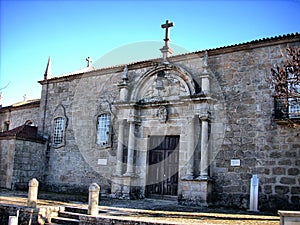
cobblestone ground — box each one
[0,189,279,225]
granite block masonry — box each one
[1,32,300,211]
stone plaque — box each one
[230,159,241,167]
[97,158,108,165]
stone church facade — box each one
[1,30,300,211]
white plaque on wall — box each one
[97,158,108,165]
[230,159,241,167]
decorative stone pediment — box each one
[131,64,196,103]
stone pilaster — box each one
[200,51,211,94]
[185,116,195,179]
[115,120,125,176]
[118,65,129,102]
[124,121,135,175]
[200,74,211,94]
[119,84,129,102]
[199,113,210,178]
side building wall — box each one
[0,139,16,189]
[12,139,46,190]
[0,137,46,190]
[0,101,40,132]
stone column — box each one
[88,183,100,216]
[115,120,125,176]
[185,117,195,179]
[199,114,210,177]
[27,178,39,208]
[125,121,135,175]
[118,66,129,102]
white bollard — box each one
[88,183,100,216]
[249,174,259,211]
[27,178,39,208]
[8,216,18,225]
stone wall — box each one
[12,139,46,190]
[9,106,40,129]
[0,139,15,189]
[209,41,300,210]
[0,110,10,132]
[0,137,46,190]
[0,103,40,132]
[39,73,120,195]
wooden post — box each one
[88,183,100,216]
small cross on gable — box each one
[86,56,92,67]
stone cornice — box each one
[114,95,216,109]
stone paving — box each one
[0,189,280,225]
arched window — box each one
[53,117,65,146]
[97,113,111,147]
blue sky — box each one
[0,0,299,106]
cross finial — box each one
[86,56,92,67]
[160,20,174,61]
[161,20,174,42]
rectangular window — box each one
[97,114,111,146]
[288,98,300,118]
[53,117,65,145]
[288,72,300,118]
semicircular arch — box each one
[130,64,196,102]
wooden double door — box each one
[146,136,179,199]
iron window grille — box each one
[97,113,111,147]
[274,69,300,121]
[53,117,65,145]
[274,98,300,120]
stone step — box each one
[64,206,88,214]
[45,223,63,225]
[58,211,81,220]
[51,216,80,225]
[64,206,108,215]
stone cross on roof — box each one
[86,57,92,67]
[161,20,174,42]
[160,20,174,61]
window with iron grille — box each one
[53,117,65,145]
[288,72,300,118]
[274,73,300,120]
[97,113,111,146]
